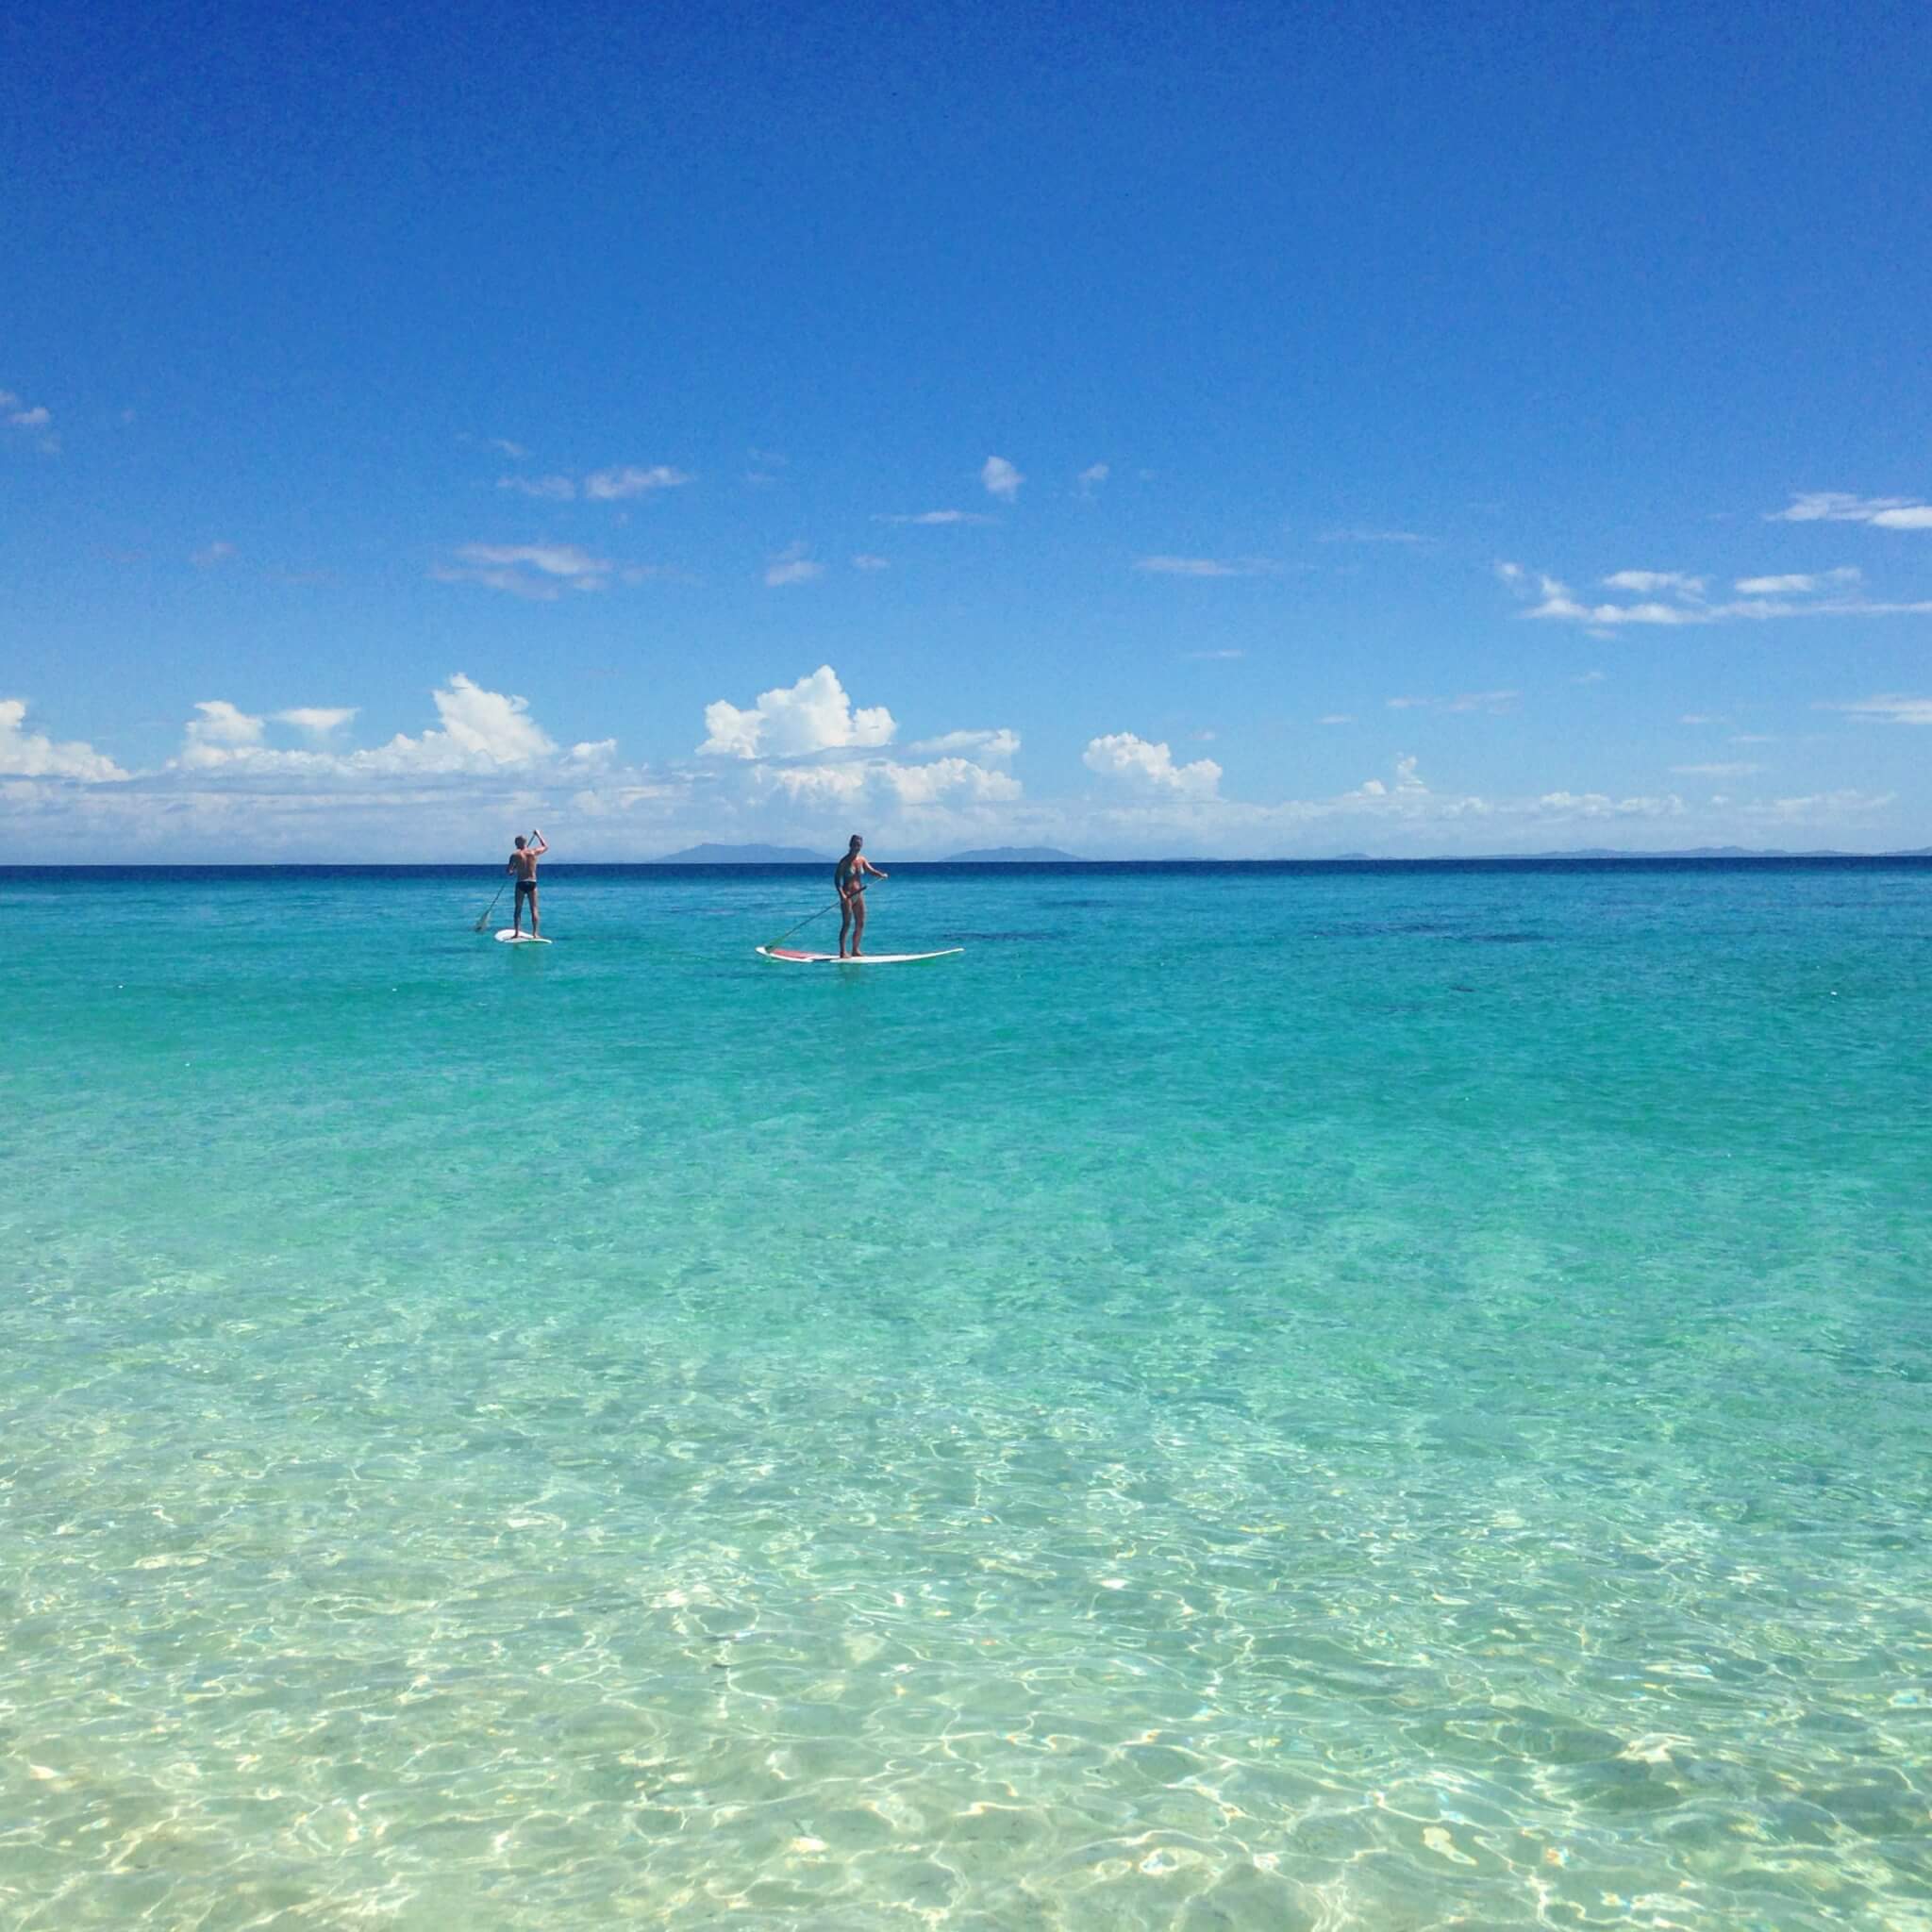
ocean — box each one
[5,859,1928,1930]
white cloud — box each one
[3,389,58,453]
[177,676,558,777]
[276,707,358,737]
[1814,694,1932,726]
[1135,556,1281,577]
[433,542,615,599]
[872,509,995,526]
[764,541,824,588]
[851,553,890,571]
[1602,570,1705,594]
[1672,761,1765,776]
[1319,713,1355,725]
[1574,670,1607,684]
[584,464,691,500]
[1768,491,1932,527]
[1320,527,1430,545]
[1733,568,1860,594]
[185,700,267,756]
[488,438,529,458]
[1387,691,1520,714]
[1182,648,1244,660]
[0,698,129,781]
[1507,562,1932,627]
[981,456,1024,501]
[1735,789,1896,823]
[908,727,1020,758]
[700,665,895,759]
[498,474,577,500]
[192,541,238,567]
[1083,732,1222,799]
[1076,462,1109,492]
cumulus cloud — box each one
[1135,556,1282,577]
[0,698,129,781]
[181,701,268,763]
[1768,491,1932,528]
[700,665,895,760]
[1076,462,1110,493]
[981,456,1024,501]
[764,541,824,588]
[1083,732,1222,799]
[872,509,995,526]
[1732,568,1861,594]
[433,542,616,599]
[177,675,558,777]
[1814,694,1932,726]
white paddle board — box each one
[757,945,961,965]
[495,929,552,944]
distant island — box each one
[945,846,1082,862]
[656,842,827,863]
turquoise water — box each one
[5,860,1929,1931]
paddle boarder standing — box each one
[835,834,887,957]
[508,829,547,937]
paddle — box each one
[474,829,540,932]
[764,873,883,951]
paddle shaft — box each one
[475,828,540,930]
[765,874,882,948]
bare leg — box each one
[528,886,540,937]
[851,893,866,957]
[512,889,524,936]
[838,897,853,958]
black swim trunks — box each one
[515,877,537,897]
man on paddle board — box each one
[835,834,888,957]
[508,829,547,937]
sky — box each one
[5,0,1929,858]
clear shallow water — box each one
[4,860,1928,1931]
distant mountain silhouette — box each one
[657,842,827,863]
[945,845,1081,861]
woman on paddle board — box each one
[508,829,547,937]
[835,834,887,958]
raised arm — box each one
[530,830,548,856]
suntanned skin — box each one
[835,834,887,957]
[508,830,548,935]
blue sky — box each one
[6,0,1929,858]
